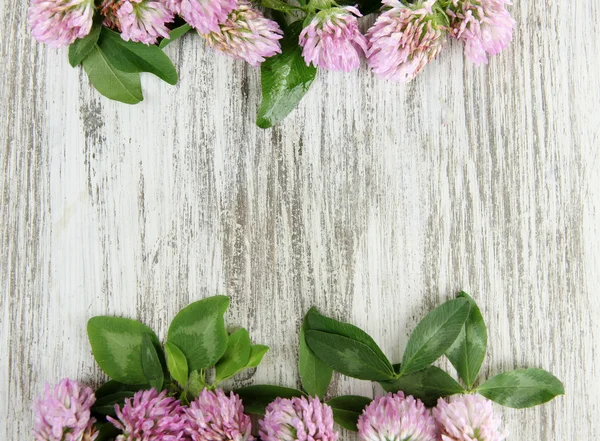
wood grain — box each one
[1,0,599,439]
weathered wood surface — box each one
[1,1,599,439]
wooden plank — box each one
[1,1,599,439]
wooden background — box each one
[1,1,599,439]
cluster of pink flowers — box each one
[358,392,508,441]
[28,0,282,65]
[298,0,515,80]
[33,381,338,441]
[34,379,507,441]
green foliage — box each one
[446,292,488,389]
[215,328,252,382]
[167,296,230,371]
[379,366,466,407]
[299,308,333,397]
[400,298,470,375]
[257,22,317,128]
[87,317,160,385]
[164,341,189,387]
[326,396,372,431]
[477,368,565,408]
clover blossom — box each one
[166,0,237,34]
[29,0,95,47]
[299,6,368,72]
[366,0,446,82]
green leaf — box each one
[257,22,317,128]
[87,317,160,385]
[235,385,305,415]
[82,45,143,104]
[92,392,137,416]
[306,308,392,371]
[99,28,178,85]
[68,15,102,67]
[379,366,466,407]
[246,344,269,368]
[326,396,371,432]
[300,310,333,397]
[94,422,122,441]
[167,296,230,371]
[261,0,303,12]
[476,368,565,408]
[400,298,470,375]
[446,292,488,389]
[215,328,252,382]
[140,334,164,390]
[159,23,192,49]
[165,341,189,387]
[305,331,396,381]
[94,380,145,399]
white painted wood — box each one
[1,1,599,439]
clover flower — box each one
[357,392,438,441]
[33,378,98,441]
[166,0,237,34]
[433,394,509,441]
[184,388,253,441]
[28,0,95,48]
[259,396,339,441]
[299,6,368,72]
[116,0,175,44]
[107,388,186,441]
[201,0,283,67]
[447,0,515,64]
[366,0,446,82]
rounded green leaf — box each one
[305,330,396,381]
[379,366,466,407]
[167,296,230,371]
[300,311,333,397]
[400,298,470,375]
[164,341,189,387]
[215,328,252,382]
[476,368,565,408]
[235,385,305,415]
[326,396,372,432]
[87,317,160,385]
[446,292,488,389]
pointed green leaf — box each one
[165,341,189,387]
[235,385,305,415]
[305,331,396,381]
[99,28,178,84]
[446,292,488,389]
[215,328,252,382]
[476,368,565,408]
[68,15,102,67]
[87,317,159,384]
[306,308,391,370]
[400,298,470,375]
[82,45,143,104]
[141,334,164,390]
[159,23,192,49]
[167,296,230,371]
[257,22,317,128]
[300,310,333,397]
[326,396,372,432]
[379,366,466,407]
[246,344,269,368]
